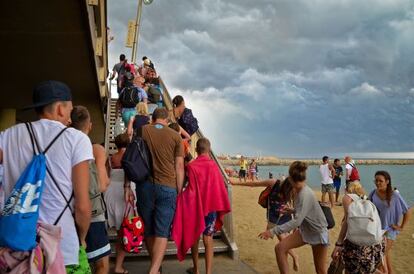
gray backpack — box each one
[89,161,106,217]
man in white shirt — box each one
[0,81,93,269]
[319,156,335,208]
[344,155,353,188]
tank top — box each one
[320,163,333,185]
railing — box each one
[159,77,239,259]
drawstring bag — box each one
[119,201,144,253]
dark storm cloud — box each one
[108,0,414,157]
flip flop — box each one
[114,270,129,274]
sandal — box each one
[114,270,129,274]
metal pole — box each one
[131,0,143,64]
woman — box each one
[127,102,150,139]
[331,181,385,274]
[259,161,328,274]
[231,177,299,271]
[248,159,257,181]
[104,133,132,274]
[172,95,199,137]
[370,170,411,274]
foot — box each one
[292,255,299,272]
[114,269,129,274]
[186,267,200,274]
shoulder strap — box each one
[347,193,361,202]
[25,122,73,225]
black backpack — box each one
[121,136,152,183]
[119,86,140,108]
[179,108,199,136]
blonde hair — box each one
[136,102,148,115]
[346,181,366,197]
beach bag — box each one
[120,201,144,253]
[348,164,360,181]
[258,181,279,208]
[0,123,67,251]
[179,108,199,136]
[122,136,152,183]
[319,202,335,229]
[119,86,140,108]
[346,194,383,246]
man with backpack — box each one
[109,54,128,94]
[124,107,184,274]
[0,81,93,271]
[345,156,360,188]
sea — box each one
[234,165,414,205]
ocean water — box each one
[234,165,414,205]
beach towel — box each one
[171,155,231,261]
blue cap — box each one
[23,80,72,110]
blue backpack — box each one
[0,122,68,251]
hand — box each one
[258,230,273,240]
[124,186,135,203]
[391,224,403,231]
[80,239,87,249]
[331,246,343,259]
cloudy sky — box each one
[108,0,414,158]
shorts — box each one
[333,179,341,192]
[239,169,246,178]
[66,246,92,274]
[321,183,335,194]
[135,181,177,238]
[385,230,398,241]
[85,222,111,262]
[203,212,217,236]
[121,108,137,126]
[342,239,385,274]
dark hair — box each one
[196,137,211,154]
[322,156,329,162]
[375,170,393,206]
[142,56,148,61]
[114,133,129,149]
[168,122,180,132]
[172,95,184,108]
[278,177,294,202]
[334,158,340,164]
[152,107,169,121]
[70,105,90,130]
[120,54,126,61]
[289,161,308,183]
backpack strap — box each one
[25,122,73,225]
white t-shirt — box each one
[0,119,93,266]
[320,163,333,185]
[345,163,353,180]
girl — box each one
[259,161,329,274]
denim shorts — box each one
[135,181,177,238]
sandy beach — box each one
[232,185,414,274]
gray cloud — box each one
[108,0,414,157]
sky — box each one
[108,0,414,158]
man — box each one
[125,108,184,274]
[332,158,343,204]
[319,156,335,208]
[71,106,111,274]
[238,156,248,183]
[171,138,231,274]
[109,54,127,94]
[344,155,359,188]
[0,81,93,270]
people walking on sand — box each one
[331,181,385,274]
[172,138,231,274]
[332,159,343,205]
[344,156,359,188]
[370,171,412,274]
[125,108,184,274]
[259,161,329,274]
[238,156,248,183]
[71,106,111,274]
[320,156,335,208]
[248,159,257,181]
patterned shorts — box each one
[321,183,335,193]
[342,239,385,274]
[203,212,217,236]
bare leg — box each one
[275,230,306,274]
[93,256,109,274]
[385,238,394,274]
[311,244,328,274]
[148,237,168,274]
[321,191,326,203]
[335,189,340,203]
[203,235,214,274]
[328,192,335,208]
[277,233,299,272]
[145,236,155,259]
[190,241,200,274]
[114,242,127,273]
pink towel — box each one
[172,155,231,261]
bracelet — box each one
[335,242,343,247]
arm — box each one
[179,126,191,141]
[175,156,184,193]
[72,161,91,247]
[332,195,352,258]
[398,208,412,231]
[127,116,135,140]
[93,144,110,193]
[109,69,116,81]
[230,177,275,187]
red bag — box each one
[258,186,272,208]
[119,201,144,253]
[349,164,360,181]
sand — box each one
[231,185,414,274]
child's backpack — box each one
[0,122,68,251]
[346,194,383,246]
[349,163,360,181]
[119,86,140,108]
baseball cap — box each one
[23,80,72,110]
